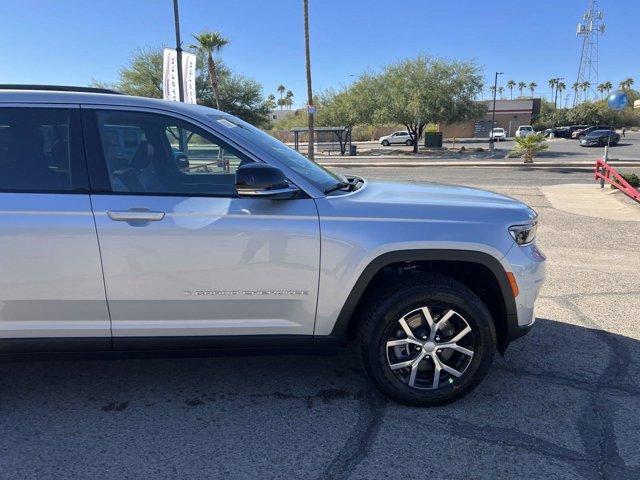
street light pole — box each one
[172,0,184,102]
[489,71,503,152]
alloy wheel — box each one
[385,306,475,390]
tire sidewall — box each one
[362,284,495,406]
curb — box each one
[317,160,640,168]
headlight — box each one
[509,222,537,245]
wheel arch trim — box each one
[328,249,519,346]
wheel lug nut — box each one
[435,336,441,341]
[416,346,421,351]
[437,349,441,354]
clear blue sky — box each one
[1,0,637,106]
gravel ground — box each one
[1,168,639,480]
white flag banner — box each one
[181,51,197,104]
[163,48,197,104]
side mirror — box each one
[236,163,300,200]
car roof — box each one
[588,129,612,135]
[0,88,224,121]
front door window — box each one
[95,110,253,197]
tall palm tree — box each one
[266,94,277,110]
[548,78,557,103]
[580,81,591,95]
[277,84,286,109]
[555,81,566,108]
[528,82,537,98]
[497,86,505,99]
[285,90,294,110]
[597,83,607,99]
[517,81,526,98]
[489,85,496,97]
[506,80,516,99]
[619,78,634,90]
[303,0,315,161]
[604,81,613,96]
[191,31,229,109]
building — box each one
[440,98,542,138]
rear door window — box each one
[0,108,84,193]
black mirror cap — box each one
[236,163,290,191]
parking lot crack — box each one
[319,389,386,480]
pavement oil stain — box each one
[101,401,129,412]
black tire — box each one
[405,139,413,146]
[381,140,390,146]
[358,273,496,407]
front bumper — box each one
[501,241,546,342]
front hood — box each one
[332,179,536,225]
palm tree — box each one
[528,82,537,98]
[517,81,526,98]
[277,84,286,109]
[619,78,634,90]
[506,80,516,99]
[604,81,613,96]
[555,81,566,108]
[285,90,294,110]
[580,81,591,95]
[548,78,557,103]
[489,85,496,97]
[303,0,315,161]
[191,31,229,109]
[497,86,505,99]
[266,94,277,110]
[597,83,607,99]
[510,133,548,164]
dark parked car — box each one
[572,125,613,140]
[541,126,571,138]
[566,125,589,137]
[579,130,620,147]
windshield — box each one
[492,128,504,132]
[207,114,342,192]
[520,126,533,131]
[587,130,608,137]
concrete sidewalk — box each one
[541,183,640,220]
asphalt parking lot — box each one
[351,131,640,162]
[1,167,639,480]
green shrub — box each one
[616,172,640,188]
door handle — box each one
[107,210,165,222]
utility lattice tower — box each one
[574,0,605,105]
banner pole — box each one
[173,0,184,103]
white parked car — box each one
[489,128,507,141]
[379,131,413,146]
[515,125,534,138]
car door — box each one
[0,105,110,351]
[82,107,320,347]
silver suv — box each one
[0,86,545,406]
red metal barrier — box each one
[594,159,640,202]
